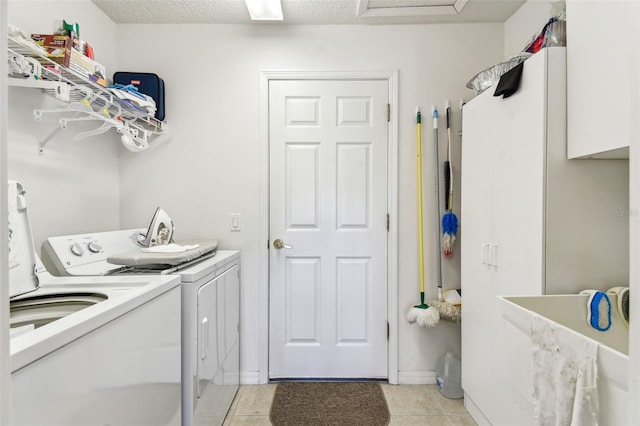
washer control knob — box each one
[87,242,102,253]
[70,242,85,256]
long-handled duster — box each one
[407,108,440,328]
[442,101,458,258]
[429,105,461,323]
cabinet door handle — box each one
[482,243,490,265]
[490,244,498,266]
[201,317,209,360]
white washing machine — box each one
[41,228,241,426]
[8,181,182,425]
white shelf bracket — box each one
[38,126,63,155]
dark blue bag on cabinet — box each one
[113,72,165,121]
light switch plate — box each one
[230,213,241,232]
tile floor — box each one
[223,384,477,425]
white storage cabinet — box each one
[461,47,629,425]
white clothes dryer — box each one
[8,181,182,425]
[42,228,240,426]
[175,250,240,426]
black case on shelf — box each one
[113,72,165,121]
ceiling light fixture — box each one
[245,0,283,21]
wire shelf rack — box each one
[7,34,167,153]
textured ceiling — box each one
[91,0,525,25]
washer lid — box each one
[8,181,39,298]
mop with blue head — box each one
[442,102,458,258]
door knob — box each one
[273,239,292,249]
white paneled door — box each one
[269,79,389,379]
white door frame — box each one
[258,70,399,384]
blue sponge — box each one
[581,290,612,332]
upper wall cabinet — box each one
[566,0,638,159]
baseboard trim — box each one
[397,370,436,385]
[240,371,262,385]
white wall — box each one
[115,23,504,382]
[7,1,120,250]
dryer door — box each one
[197,277,219,397]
